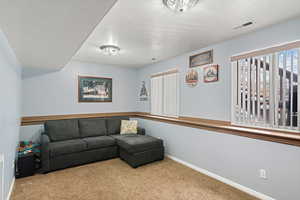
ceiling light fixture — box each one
[163,0,199,12]
[99,45,120,56]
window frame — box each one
[150,69,179,118]
[231,41,300,133]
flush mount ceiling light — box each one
[163,0,199,12]
[99,45,120,56]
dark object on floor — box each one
[41,116,164,172]
[16,153,36,178]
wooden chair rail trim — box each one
[21,112,138,126]
[135,113,300,147]
[21,112,300,147]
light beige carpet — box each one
[11,158,258,200]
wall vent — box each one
[233,21,254,30]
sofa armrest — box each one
[137,127,146,135]
[41,133,50,173]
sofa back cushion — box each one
[106,117,129,135]
[79,118,107,137]
[45,119,80,142]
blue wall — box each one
[0,29,21,200]
[20,61,138,142]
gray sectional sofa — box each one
[41,117,164,172]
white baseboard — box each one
[167,155,275,200]
[6,178,14,200]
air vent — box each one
[234,21,253,30]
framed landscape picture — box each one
[78,76,112,102]
[189,50,213,68]
[203,65,219,83]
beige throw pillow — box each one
[120,120,138,134]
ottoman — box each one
[112,135,164,168]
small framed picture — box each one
[139,81,148,101]
[204,65,219,83]
[185,69,199,87]
[189,50,213,68]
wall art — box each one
[78,76,112,102]
[185,69,199,87]
[139,81,148,101]
[203,65,219,83]
[190,50,213,68]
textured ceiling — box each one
[73,0,300,68]
[0,0,117,74]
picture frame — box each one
[78,76,112,102]
[189,50,213,68]
[203,65,219,83]
[185,69,199,87]
[139,81,148,101]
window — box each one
[151,69,179,117]
[231,42,300,131]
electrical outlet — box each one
[259,169,267,179]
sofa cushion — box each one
[45,119,80,142]
[49,139,87,158]
[110,134,131,140]
[83,136,116,150]
[120,120,138,134]
[79,118,107,137]
[106,117,129,135]
[112,135,163,154]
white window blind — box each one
[151,76,163,115]
[231,42,300,132]
[151,69,179,117]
